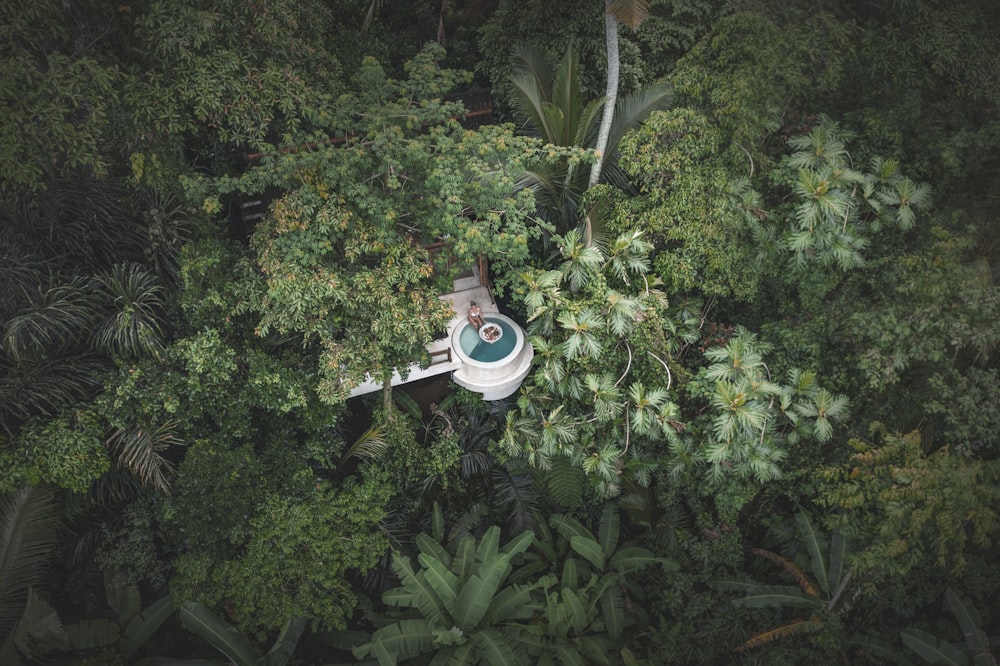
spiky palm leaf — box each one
[107,420,179,494]
[0,486,59,637]
[0,356,105,435]
[2,280,100,364]
[93,263,167,360]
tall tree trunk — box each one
[589,0,619,188]
[382,378,394,420]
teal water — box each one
[459,318,517,362]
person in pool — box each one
[468,301,486,330]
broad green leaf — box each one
[600,585,625,640]
[263,618,307,666]
[580,635,613,665]
[500,530,535,558]
[416,532,452,570]
[355,620,434,663]
[476,526,502,562]
[454,555,512,628]
[474,629,522,666]
[609,547,669,573]
[562,587,589,635]
[65,619,119,650]
[731,585,822,609]
[452,535,477,583]
[562,558,579,591]
[417,552,460,608]
[828,532,847,592]
[569,536,606,570]
[484,583,539,623]
[120,594,174,658]
[553,643,586,666]
[597,504,619,560]
[178,601,261,666]
[103,569,141,626]
[389,555,447,623]
[945,589,991,657]
[550,514,592,543]
[796,511,829,593]
[901,628,969,666]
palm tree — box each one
[510,44,671,240]
[589,0,653,187]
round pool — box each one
[451,313,528,384]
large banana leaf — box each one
[416,533,452,570]
[483,583,540,624]
[561,587,589,636]
[354,619,435,663]
[550,515,592,545]
[553,643,586,666]
[104,569,141,626]
[452,535,477,583]
[263,618,306,666]
[389,555,448,624]
[600,584,626,640]
[416,552,460,608]
[795,511,830,594]
[65,618,120,650]
[475,527,502,562]
[472,628,523,666]
[177,601,261,666]
[569,536,606,570]
[500,530,534,559]
[828,531,848,593]
[901,627,969,666]
[846,634,914,664]
[120,594,174,658]
[597,505,620,560]
[730,585,823,609]
[945,588,993,661]
[579,635,613,665]
[454,555,513,629]
[610,547,673,574]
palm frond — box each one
[3,280,101,364]
[93,263,167,360]
[0,356,106,434]
[607,0,651,30]
[107,421,180,494]
[0,486,59,637]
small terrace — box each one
[348,261,533,401]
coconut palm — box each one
[510,44,672,240]
[590,0,653,187]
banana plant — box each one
[712,510,856,653]
[353,523,540,665]
[901,588,998,666]
[547,503,676,642]
[177,601,306,666]
[0,568,172,664]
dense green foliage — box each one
[1,0,998,663]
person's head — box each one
[470,301,477,308]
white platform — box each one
[347,272,532,401]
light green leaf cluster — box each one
[776,116,932,270]
[504,229,676,497]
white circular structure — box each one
[451,314,533,400]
